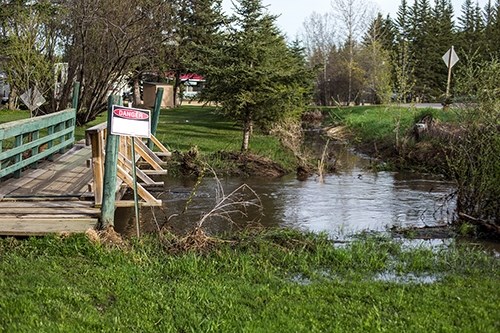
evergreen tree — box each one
[457,0,485,57]
[428,0,456,100]
[363,13,395,50]
[483,0,496,57]
[201,0,313,151]
[409,0,434,101]
[484,0,500,58]
[165,0,225,106]
[392,0,415,102]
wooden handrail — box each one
[0,109,76,179]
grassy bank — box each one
[153,106,296,175]
[0,230,498,332]
[320,105,459,173]
[322,105,457,143]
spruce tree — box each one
[409,0,434,101]
[428,0,456,100]
[485,0,500,58]
[166,0,225,105]
[392,0,415,102]
[483,0,496,56]
[457,0,485,57]
[201,0,313,152]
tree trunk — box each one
[133,75,141,106]
[7,88,17,110]
[173,70,181,107]
[241,118,252,152]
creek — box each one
[116,144,457,241]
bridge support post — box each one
[100,95,121,228]
[148,87,163,149]
[72,82,80,111]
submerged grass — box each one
[0,230,498,332]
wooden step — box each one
[0,217,98,236]
[0,200,100,236]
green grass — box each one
[0,230,498,332]
[74,112,108,141]
[0,109,30,124]
[73,106,294,167]
[322,105,459,142]
[155,105,296,170]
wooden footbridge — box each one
[0,91,169,236]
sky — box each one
[222,0,490,38]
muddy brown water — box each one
[116,145,457,241]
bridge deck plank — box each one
[0,143,99,235]
[0,143,92,198]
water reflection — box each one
[147,167,455,240]
[248,169,454,238]
[373,272,442,284]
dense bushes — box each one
[448,59,500,237]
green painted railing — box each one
[0,109,76,179]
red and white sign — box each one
[111,105,151,138]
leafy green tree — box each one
[0,0,61,113]
[331,0,373,105]
[201,0,313,152]
[360,13,393,104]
[328,42,365,105]
[301,12,336,105]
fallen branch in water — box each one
[197,167,263,229]
[459,212,500,234]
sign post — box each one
[442,46,459,101]
[110,105,151,237]
[101,96,121,229]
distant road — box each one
[392,103,443,109]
